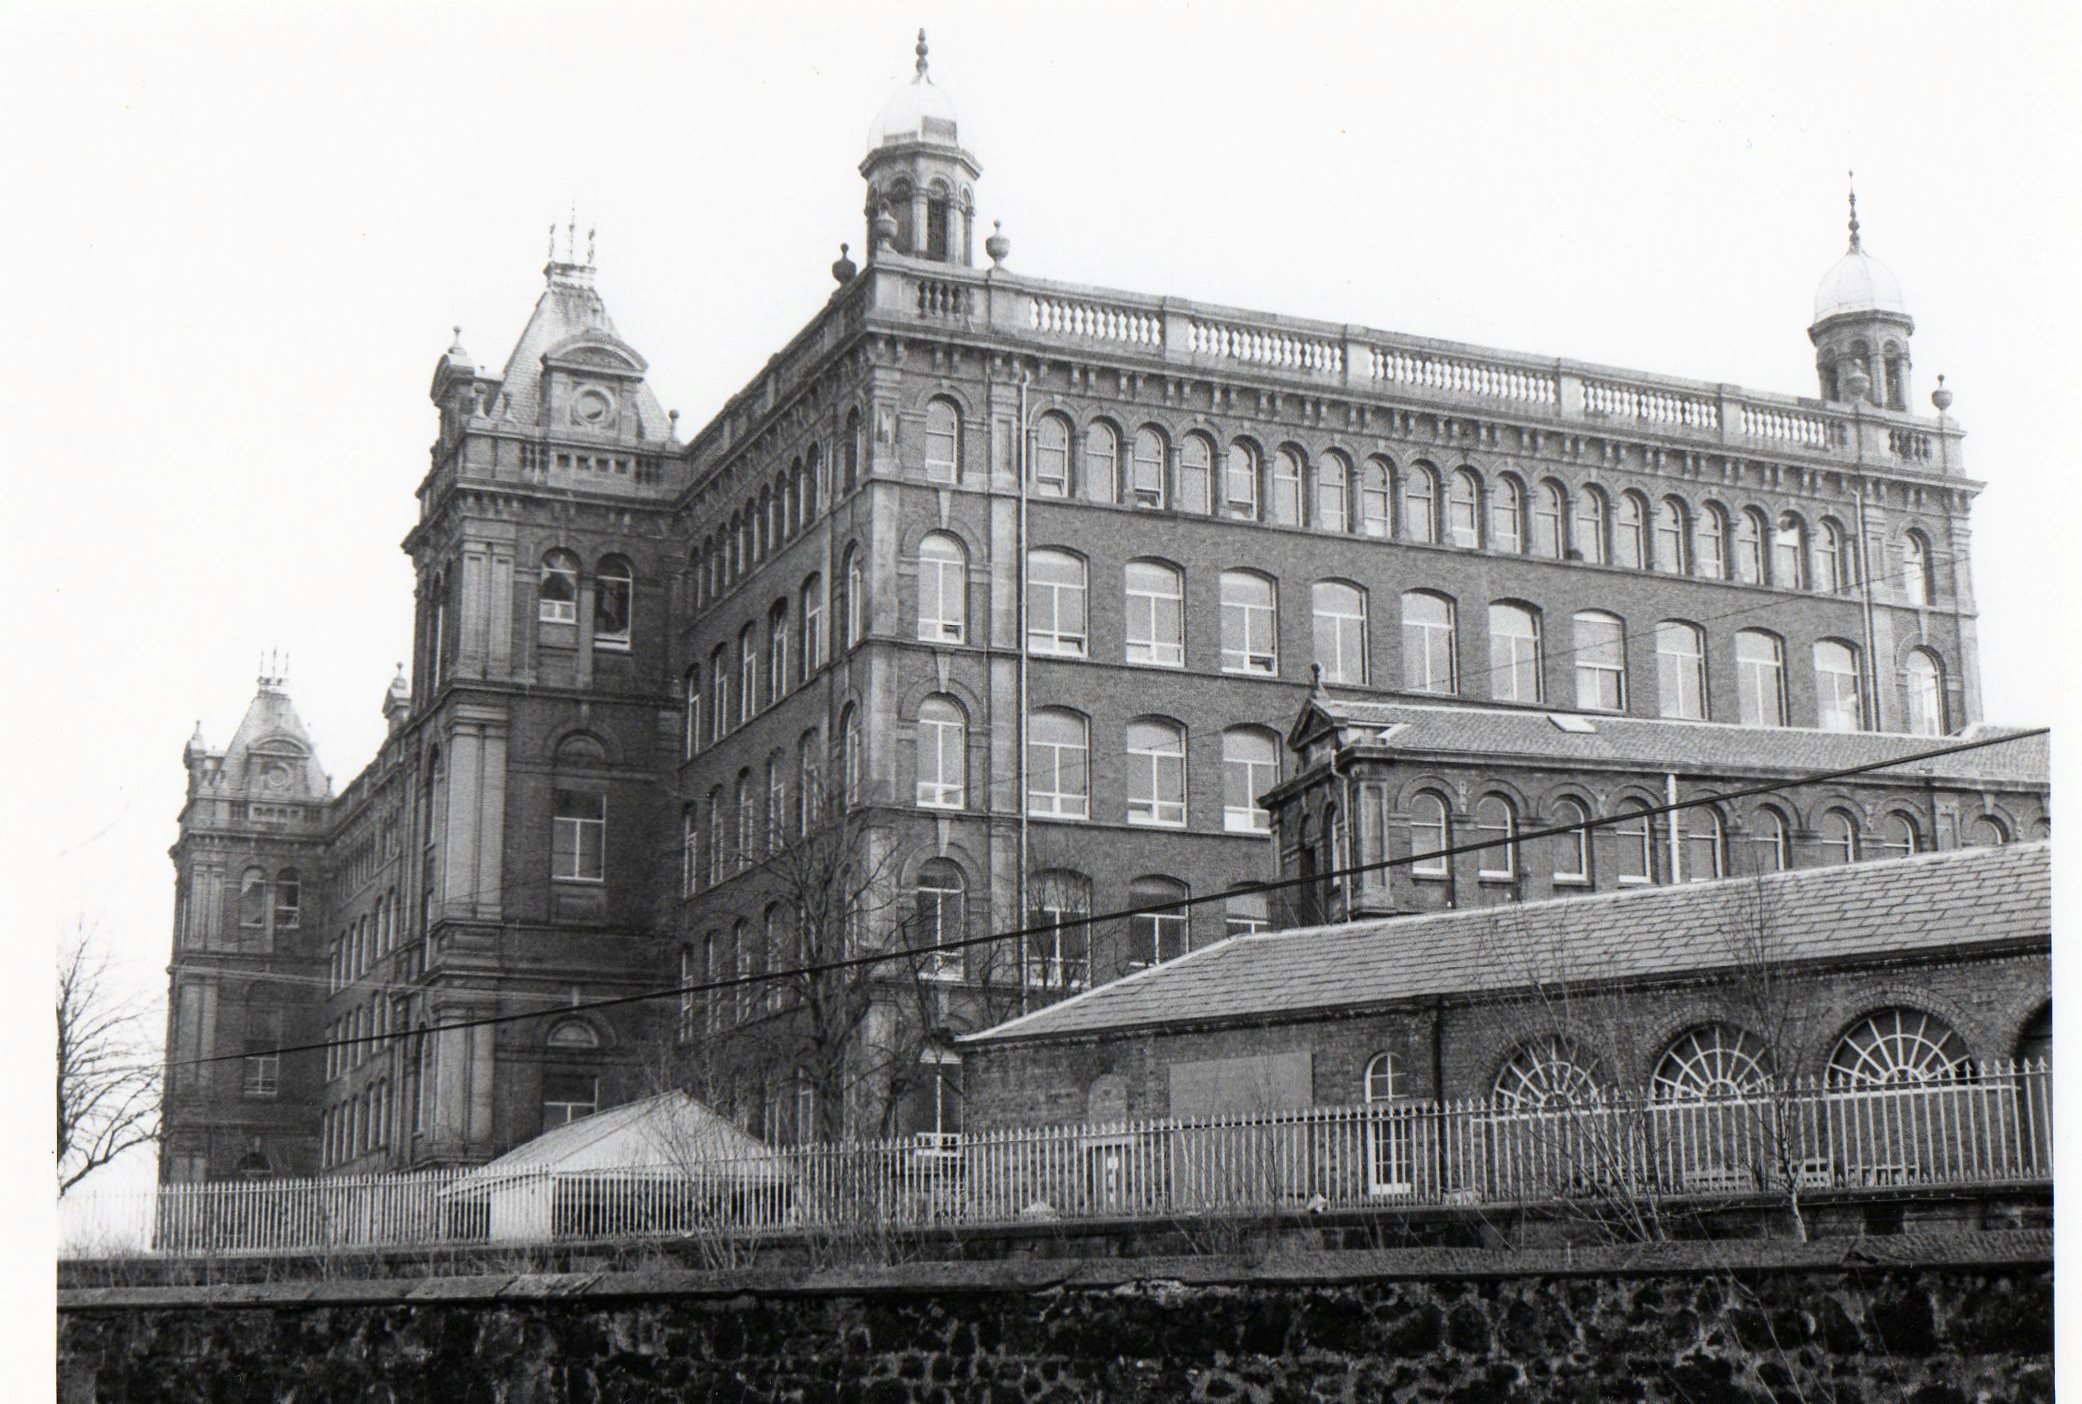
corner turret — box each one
[1809,178,1915,409]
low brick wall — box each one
[59,1232,2051,1403]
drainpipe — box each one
[1016,372,1031,1014]
[1666,771,1683,884]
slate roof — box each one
[218,683,330,798]
[1298,698,2046,787]
[964,842,2050,1047]
[489,271,672,440]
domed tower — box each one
[860,30,980,264]
[1808,180,1915,409]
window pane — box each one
[1026,711,1089,818]
[925,400,960,482]
[1027,551,1087,657]
[1736,631,1786,726]
[1085,422,1119,502]
[1357,459,1391,538]
[1403,468,1436,544]
[1813,641,1862,732]
[1224,442,1258,519]
[1124,560,1184,667]
[1126,720,1186,827]
[1220,572,1277,675]
[1490,478,1523,553]
[918,534,965,642]
[1488,604,1541,704]
[1402,592,1456,694]
[1130,429,1166,506]
[1317,454,1349,532]
[1178,436,1213,514]
[1222,728,1278,833]
[1311,582,1367,685]
[1032,415,1070,496]
[916,697,965,808]
[1654,621,1706,721]
[1448,470,1480,548]
[1572,612,1626,712]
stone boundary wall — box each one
[60,1232,2051,1403]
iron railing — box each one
[58,1062,2048,1260]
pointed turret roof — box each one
[482,229,673,439]
[220,676,330,799]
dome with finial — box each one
[868,29,963,151]
[1813,180,1908,324]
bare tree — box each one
[56,922,160,1196]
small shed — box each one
[452,1090,787,1242]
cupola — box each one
[1808,178,1915,409]
[859,30,981,265]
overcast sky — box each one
[7,2,2076,1219]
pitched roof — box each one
[219,683,330,798]
[964,842,2050,1047]
[1296,697,2046,788]
[488,269,672,440]
[459,1091,782,1184]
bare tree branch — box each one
[56,920,161,1196]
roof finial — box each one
[587,225,597,267]
[1846,169,1861,252]
[915,27,929,79]
[547,222,556,261]
[567,201,578,262]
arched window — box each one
[1904,649,1945,737]
[272,868,300,931]
[766,753,787,850]
[1130,427,1167,507]
[1829,1009,1969,1086]
[1447,468,1482,548]
[1550,798,1591,884]
[1813,640,1862,731]
[1735,630,1786,726]
[708,645,729,741]
[1124,559,1185,667]
[1493,1039,1601,1111]
[1126,717,1188,828]
[2016,1004,2052,1070]
[842,546,865,647]
[1084,421,1120,503]
[1223,440,1259,520]
[1572,611,1627,712]
[1902,530,1933,606]
[843,408,862,493]
[1026,871,1092,990]
[1532,481,1565,558]
[799,575,823,680]
[1410,791,1450,878]
[1402,591,1457,694]
[797,730,822,832]
[1613,800,1655,883]
[1220,570,1278,675]
[1490,475,1525,554]
[737,624,758,724]
[1816,519,1854,594]
[767,602,790,705]
[1574,486,1608,565]
[839,706,862,808]
[1613,492,1648,570]
[1027,709,1089,818]
[1967,814,2010,848]
[912,859,966,977]
[682,667,701,759]
[1695,502,1729,580]
[801,444,821,524]
[924,398,961,482]
[1652,1027,1770,1099]
[680,804,699,896]
[1403,464,1439,544]
[1735,508,1767,584]
[1269,447,1304,526]
[1747,806,1790,874]
[1876,812,1921,860]
[1027,549,1087,657]
[1488,602,1542,704]
[1680,809,1724,882]
[733,772,754,870]
[1772,514,1807,590]
[1817,809,1859,865]
[1125,876,1190,970]
[1655,497,1689,574]
[1178,433,1215,515]
[916,532,967,643]
[1224,889,1271,938]
[916,695,966,809]
[1363,1052,1411,1193]
[1028,412,1074,495]
[1317,451,1350,532]
[1357,457,1392,538]
[1311,580,1368,685]
[1474,794,1517,880]
[1654,621,1706,720]
[539,550,581,624]
[1222,726,1279,834]
[706,788,725,887]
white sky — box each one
[6,0,2077,1291]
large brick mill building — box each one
[159,36,2045,1183]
